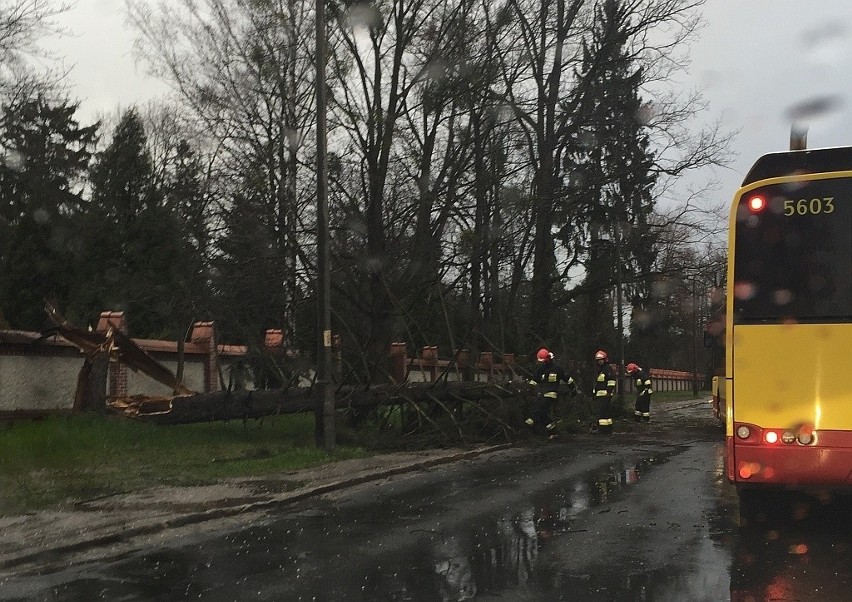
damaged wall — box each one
[0,312,261,418]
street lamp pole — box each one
[315,0,335,450]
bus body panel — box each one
[732,323,852,431]
[733,443,852,486]
[730,324,852,487]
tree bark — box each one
[74,351,109,413]
[108,381,541,425]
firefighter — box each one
[526,348,577,436]
[593,349,616,434]
[626,362,653,422]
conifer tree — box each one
[564,0,657,358]
[0,93,97,329]
[210,169,289,347]
[75,109,203,337]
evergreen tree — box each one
[161,138,211,333]
[164,139,209,258]
[563,0,657,360]
[0,93,97,329]
[210,171,289,346]
[209,173,297,388]
[74,109,203,337]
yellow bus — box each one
[711,375,724,422]
[725,145,852,505]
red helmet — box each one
[536,348,552,362]
[626,362,639,374]
[594,350,608,361]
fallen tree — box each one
[106,381,594,444]
[107,380,542,424]
[41,302,589,441]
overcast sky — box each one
[41,0,852,207]
[688,1,852,202]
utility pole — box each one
[614,217,625,406]
[692,276,699,398]
[315,0,335,450]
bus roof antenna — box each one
[790,123,808,150]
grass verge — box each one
[1,390,709,515]
[0,413,368,516]
[647,389,711,403]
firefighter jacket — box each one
[633,368,653,397]
[593,363,616,398]
[529,361,577,399]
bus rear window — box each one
[733,178,852,322]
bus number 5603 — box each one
[783,197,835,216]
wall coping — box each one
[0,331,76,348]
[0,330,250,358]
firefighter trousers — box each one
[595,394,613,434]
[531,394,556,428]
[634,393,651,422]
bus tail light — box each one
[797,423,815,445]
[747,195,766,212]
[735,423,815,446]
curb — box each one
[1,443,513,572]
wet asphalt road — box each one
[1,402,850,601]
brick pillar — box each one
[502,353,515,383]
[478,351,493,382]
[422,346,438,381]
[264,329,285,349]
[191,321,218,393]
[455,349,469,378]
[389,342,407,383]
[96,311,127,398]
[264,328,285,388]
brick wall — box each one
[388,343,518,383]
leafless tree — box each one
[128,0,317,339]
[483,0,732,346]
[0,0,69,64]
[125,0,736,386]
[326,0,486,380]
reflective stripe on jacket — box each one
[531,361,576,398]
[593,364,615,397]
[634,368,652,395]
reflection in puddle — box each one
[731,493,852,602]
[359,456,671,601]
